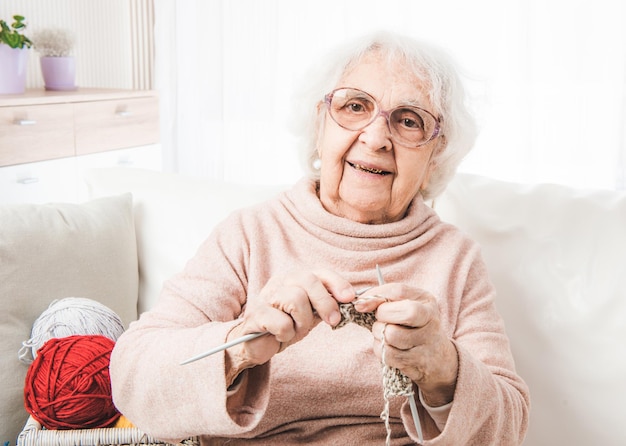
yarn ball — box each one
[19,297,125,364]
[113,415,136,428]
[24,334,121,429]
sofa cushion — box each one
[0,194,138,444]
[85,168,284,314]
[436,173,626,446]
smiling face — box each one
[316,51,444,224]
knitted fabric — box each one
[335,303,414,444]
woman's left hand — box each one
[354,283,459,407]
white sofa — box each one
[1,167,625,445]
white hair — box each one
[290,31,477,200]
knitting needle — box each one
[375,263,384,287]
[375,264,424,444]
[179,331,268,365]
[180,286,374,366]
[408,392,424,443]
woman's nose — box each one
[358,114,393,151]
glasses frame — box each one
[324,87,442,148]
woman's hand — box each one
[224,269,355,386]
[354,283,459,407]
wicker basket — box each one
[17,416,200,446]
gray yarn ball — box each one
[18,297,125,364]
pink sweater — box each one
[110,177,529,445]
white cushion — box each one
[0,194,138,444]
[85,168,284,314]
[436,173,626,445]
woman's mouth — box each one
[348,162,391,176]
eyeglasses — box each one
[324,88,442,148]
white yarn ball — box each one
[18,297,125,364]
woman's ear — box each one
[314,101,326,158]
[419,161,435,191]
[420,136,446,191]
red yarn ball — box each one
[24,334,120,429]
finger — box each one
[371,321,455,387]
[225,309,289,367]
[367,285,437,327]
[311,268,356,303]
[352,293,390,312]
[300,278,343,327]
[371,322,424,376]
[371,336,427,383]
[372,321,418,351]
[267,284,318,337]
[244,303,298,343]
[362,283,434,304]
[376,299,436,328]
[352,282,412,312]
[256,272,319,334]
[283,270,353,326]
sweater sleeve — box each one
[419,390,452,431]
[403,248,530,445]
[109,218,273,441]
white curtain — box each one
[154,0,626,190]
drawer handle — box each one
[116,111,133,117]
[14,119,37,126]
[17,177,39,185]
[117,157,134,166]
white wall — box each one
[4,0,624,191]
[0,0,153,90]
[153,0,626,191]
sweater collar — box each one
[282,177,441,251]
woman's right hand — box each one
[224,269,355,385]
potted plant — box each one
[32,27,77,91]
[0,15,32,94]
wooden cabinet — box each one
[0,88,160,166]
[0,88,161,203]
[74,96,159,156]
[0,103,75,166]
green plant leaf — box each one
[0,14,31,49]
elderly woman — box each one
[110,31,530,445]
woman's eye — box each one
[396,110,424,129]
[402,118,420,128]
[347,102,365,113]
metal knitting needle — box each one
[376,264,424,444]
[408,394,424,443]
[180,286,374,366]
[375,263,384,287]
[180,331,268,365]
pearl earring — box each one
[312,158,322,170]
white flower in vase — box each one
[32,27,77,91]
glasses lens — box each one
[389,107,438,146]
[328,89,377,130]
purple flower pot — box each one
[40,56,77,91]
[0,45,28,94]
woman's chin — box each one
[337,200,393,224]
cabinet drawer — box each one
[74,96,160,155]
[75,144,162,172]
[75,144,162,202]
[0,156,78,204]
[0,104,75,167]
